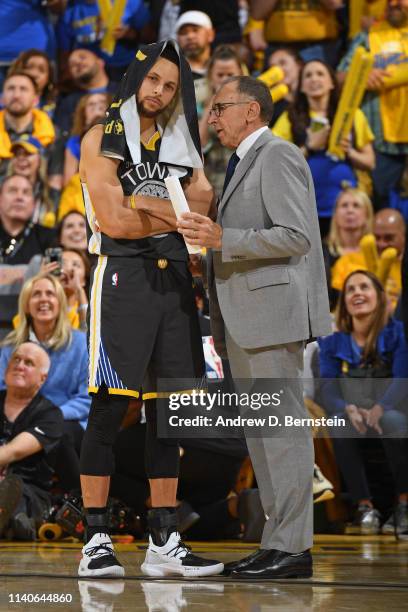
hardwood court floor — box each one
[1,536,407,611]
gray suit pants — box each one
[225,328,314,553]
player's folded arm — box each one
[80,126,175,239]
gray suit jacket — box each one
[207,130,331,357]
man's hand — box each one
[366,68,388,91]
[177,212,223,249]
[364,404,384,435]
[345,404,367,434]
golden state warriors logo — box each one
[136,50,147,61]
[104,120,114,134]
[114,120,124,135]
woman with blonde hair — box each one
[326,188,374,258]
[0,274,90,492]
[323,187,374,308]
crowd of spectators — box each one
[0,0,408,541]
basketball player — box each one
[78,40,223,578]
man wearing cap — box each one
[78,40,223,579]
[10,136,43,187]
[176,10,215,115]
[8,136,58,229]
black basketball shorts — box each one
[88,255,206,399]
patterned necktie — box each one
[222,152,240,196]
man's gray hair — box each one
[222,76,274,124]
[11,342,50,375]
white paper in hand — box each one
[164,175,201,254]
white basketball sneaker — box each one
[78,532,125,578]
[141,531,224,578]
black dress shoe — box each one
[230,549,312,579]
[222,549,268,576]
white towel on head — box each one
[120,94,202,175]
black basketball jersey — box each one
[83,132,190,261]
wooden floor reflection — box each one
[1,536,407,611]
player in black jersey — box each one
[78,41,223,578]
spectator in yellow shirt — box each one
[250,0,343,67]
[0,72,55,177]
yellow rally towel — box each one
[369,22,408,143]
[0,108,55,158]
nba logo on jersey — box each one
[112,273,118,287]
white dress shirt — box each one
[236,125,269,163]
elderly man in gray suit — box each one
[177,76,331,579]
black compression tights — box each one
[80,386,128,476]
[144,399,180,479]
[80,387,179,478]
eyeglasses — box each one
[209,101,252,117]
